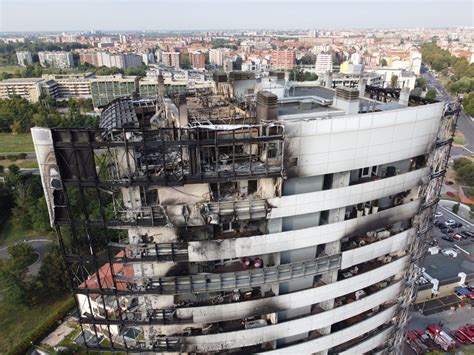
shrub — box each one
[17,153,27,160]
[452,203,460,214]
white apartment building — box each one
[315,53,333,73]
[0,78,57,102]
[209,48,230,67]
[16,51,33,67]
[97,52,143,69]
[41,73,94,99]
[38,51,74,68]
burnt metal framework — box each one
[365,85,438,105]
[42,123,287,352]
[50,125,284,226]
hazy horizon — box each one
[0,0,473,32]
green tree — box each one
[181,53,191,69]
[37,244,70,293]
[8,243,36,268]
[463,92,474,117]
[425,88,437,100]
[416,77,427,90]
[30,196,51,233]
[452,203,460,214]
[0,259,33,307]
[381,58,388,67]
[453,157,474,186]
[390,74,399,88]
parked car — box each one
[441,235,454,242]
[460,230,474,239]
[441,248,457,257]
[434,211,443,218]
[434,220,441,227]
[440,226,453,235]
[453,234,463,241]
[452,222,463,229]
[444,220,456,226]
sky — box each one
[0,0,473,32]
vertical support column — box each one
[318,171,350,353]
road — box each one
[0,238,51,276]
[421,66,474,157]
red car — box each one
[451,330,469,344]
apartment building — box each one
[38,51,74,68]
[16,51,33,67]
[96,52,143,69]
[42,73,94,99]
[161,52,181,69]
[315,53,333,73]
[33,71,458,353]
[190,52,206,70]
[89,74,138,107]
[271,50,296,70]
[0,77,57,102]
[209,48,229,67]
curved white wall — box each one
[337,325,394,355]
[187,200,420,261]
[285,103,444,177]
[340,228,412,269]
[268,167,429,219]
[258,305,397,354]
[181,283,402,352]
[176,256,408,324]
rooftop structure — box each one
[32,75,460,353]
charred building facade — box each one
[32,74,459,354]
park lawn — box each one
[0,132,35,154]
[0,157,38,169]
[0,65,23,75]
[0,296,71,354]
[0,220,43,246]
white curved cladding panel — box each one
[182,283,402,352]
[337,326,394,355]
[268,167,429,219]
[187,200,421,261]
[284,103,444,177]
[258,305,397,354]
[340,229,413,269]
[178,256,408,323]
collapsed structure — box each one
[32,72,459,354]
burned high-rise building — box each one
[32,73,459,354]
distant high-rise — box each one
[16,51,33,67]
[271,50,296,70]
[315,53,333,73]
[209,48,229,67]
[161,52,181,69]
[38,51,74,69]
[190,52,206,70]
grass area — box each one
[0,296,71,354]
[0,158,38,169]
[0,65,23,75]
[453,131,467,146]
[0,132,34,154]
[0,220,44,246]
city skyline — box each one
[0,0,473,32]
